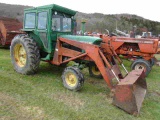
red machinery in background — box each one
[0,17,23,47]
[89,34,159,77]
[157,42,160,54]
[104,35,159,75]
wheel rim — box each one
[134,64,146,72]
[14,43,26,67]
[65,72,77,87]
[91,66,101,76]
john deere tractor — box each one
[10,4,147,114]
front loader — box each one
[10,4,147,114]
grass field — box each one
[0,48,160,120]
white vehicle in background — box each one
[141,32,152,38]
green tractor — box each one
[10,4,102,88]
[10,4,147,114]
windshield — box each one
[52,12,71,32]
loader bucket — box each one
[112,69,147,115]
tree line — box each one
[0,3,160,36]
[76,12,160,36]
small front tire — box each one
[62,67,84,91]
[149,58,155,67]
[88,62,102,78]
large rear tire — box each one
[10,35,40,75]
[131,59,151,76]
[62,67,84,91]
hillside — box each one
[76,12,160,35]
[0,3,160,35]
[0,3,30,21]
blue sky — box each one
[0,0,160,22]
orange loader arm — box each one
[51,37,147,115]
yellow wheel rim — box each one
[65,72,77,87]
[14,43,26,67]
[91,66,101,76]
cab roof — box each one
[24,4,77,16]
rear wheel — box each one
[62,67,84,91]
[88,62,102,78]
[131,59,151,76]
[10,35,40,75]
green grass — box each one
[0,48,160,120]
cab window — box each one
[25,12,36,28]
[52,12,71,32]
[38,12,48,29]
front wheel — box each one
[131,59,151,76]
[88,62,102,78]
[10,35,40,75]
[62,67,84,91]
[149,58,155,67]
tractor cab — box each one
[23,4,102,60]
[23,4,77,60]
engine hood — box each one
[59,35,102,45]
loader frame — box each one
[51,37,120,89]
[48,36,147,114]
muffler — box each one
[112,69,147,115]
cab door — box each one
[37,11,50,50]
